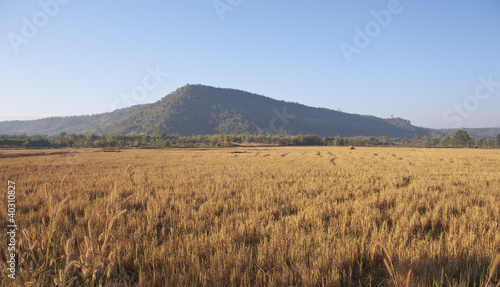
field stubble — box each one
[0,147,499,286]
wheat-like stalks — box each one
[60,172,69,187]
[68,182,131,285]
[376,242,396,279]
[2,147,499,285]
[376,242,413,287]
[406,269,412,287]
[44,195,71,270]
[486,255,500,287]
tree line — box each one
[1,130,499,149]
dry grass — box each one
[0,146,499,286]
[487,255,500,287]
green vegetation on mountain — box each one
[0,84,496,139]
[110,85,436,138]
[0,105,143,136]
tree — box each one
[380,135,389,145]
[412,134,421,144]
[497,134,500,147]
[303,135,321,145]
[475,138,486,148]
[451,130,471,147]
[439,137,451,147]
[333,136,344,146]
[153,129,166,139]
[368,136,379,146]
[22,139,31,149]
[486,138,494,148]
[87,133,98,141]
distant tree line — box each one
[0,130,499,149]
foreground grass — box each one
[0,147,499,286]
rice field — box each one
[0,146,499,286]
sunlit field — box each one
[1,146,499,286]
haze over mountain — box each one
[0,84,492,138]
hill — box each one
[0,84,435,138]
[0,105,143,136]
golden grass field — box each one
[1,146,499,286]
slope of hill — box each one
[109,84,434,138]
[0,84,435,138]
[0,105,143,136]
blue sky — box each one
[1,0,499,129]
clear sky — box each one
[1,0,499,129]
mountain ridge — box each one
[0,84,494,138]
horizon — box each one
[1,1,499,129]
[0,82,499,131]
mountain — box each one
[0,84,435,138]
[0,105,143,136]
